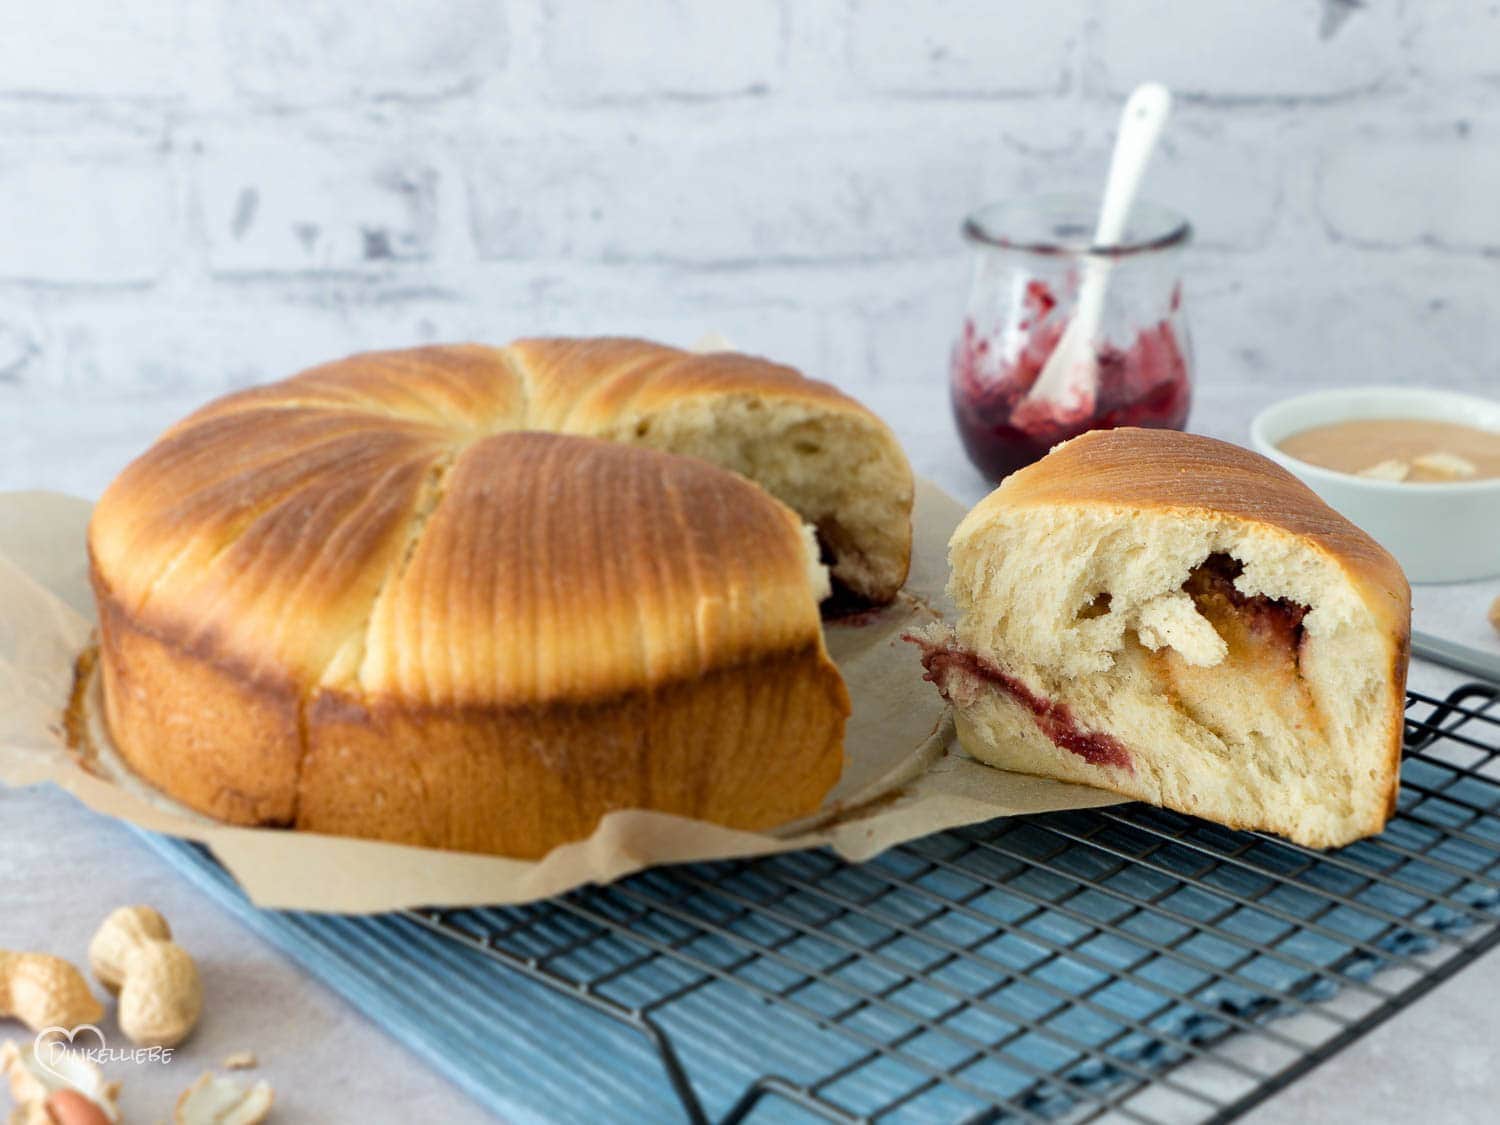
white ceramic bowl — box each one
[1250,387,1500,584]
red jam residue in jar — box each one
[951,282,1190,481]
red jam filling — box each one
[908,636,1134,773]
[1185,554,1309,654]
[951,282,1190,482]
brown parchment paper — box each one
[0,482,1118,914]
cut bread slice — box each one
[913,428,1411,848]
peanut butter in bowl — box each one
[1277,418,1500,483]
[1250,387,1500,582]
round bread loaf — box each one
[88,339,915,857]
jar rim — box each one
[962,193,1191,258]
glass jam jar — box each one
[951,194,1193,482]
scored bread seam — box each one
[343,444,463,693]
[495,344,536,429]
[131,422,448,616]
[285,442,463,827]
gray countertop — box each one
[1,374,1497,1123]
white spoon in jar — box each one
[1022,83,1173,419]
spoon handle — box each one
[1021,82,1172,412]
[1093,82,1173,250]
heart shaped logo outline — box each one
[31,1023,107,1086]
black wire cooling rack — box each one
[403,682,1500,1124]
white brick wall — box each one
[542,0,782,99]
[222,0,509,103]
[848,0,1087,94]
[0,153,170,283]
[0,0,1496,496]
[1406,0,1500,86]
[1319,121,1500,252]
[1095,0,1402,99]
[200,132,446,272]
[467,110,986,264]
[0,2,189,99]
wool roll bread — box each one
[88,339,914,858]
[914,428,1410,848]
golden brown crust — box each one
[1384,627,1411,817]
[87,339,889,856]
[352,432,827,705]
[301,648,848,859]
[509,336,915,601]
[93,562,847,856]
[166,344,527,435]
[507,336,870,432]
[93,411,451,682]
[92,587,303,826]
[982,428,1411,641]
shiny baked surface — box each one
[91,340,910,701]
[85,339,910,854]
